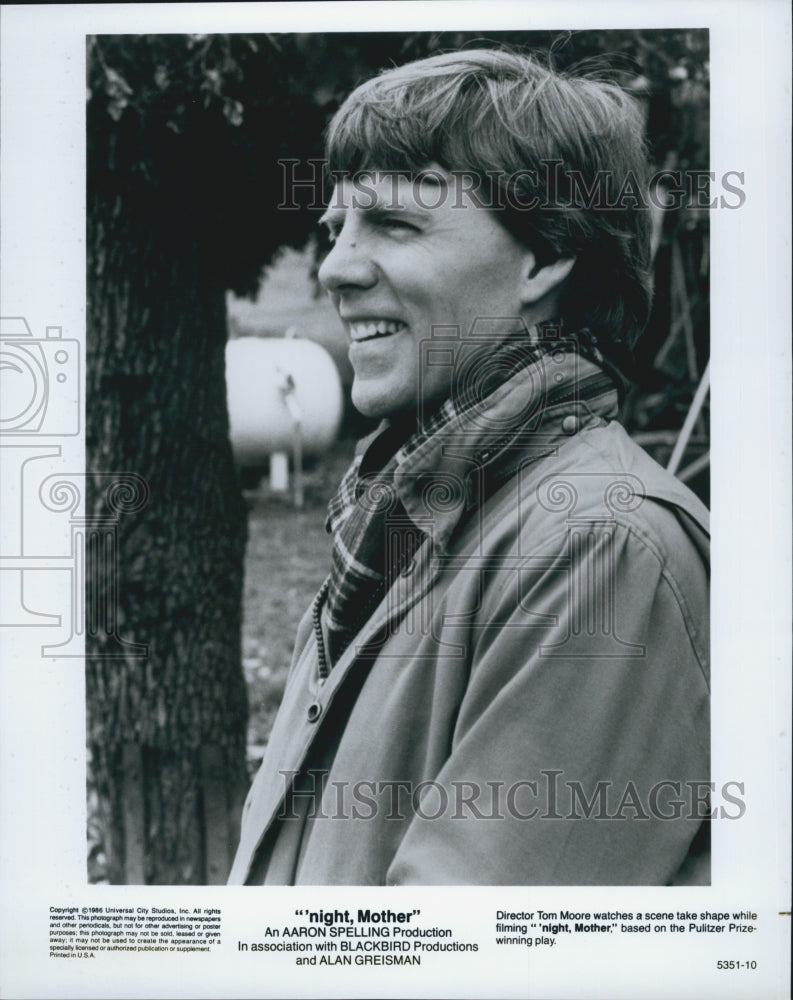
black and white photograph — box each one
[0,3,790,999]
[84,26,715,889]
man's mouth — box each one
[348,319,407,343]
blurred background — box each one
[86,30,709,884]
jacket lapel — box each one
[230,353,630,883]
[228,535,440,883]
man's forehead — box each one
[325,168,449,212]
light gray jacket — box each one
[229,360,710,885]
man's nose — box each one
[317,229,377,294]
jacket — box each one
[228,355,710,885]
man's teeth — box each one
[349,320,406,341]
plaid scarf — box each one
[316,322,613,671]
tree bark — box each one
[86,184,249,884]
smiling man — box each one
[229,49,710,886]
[318,169,575,421]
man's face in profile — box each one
[318,169,535,421]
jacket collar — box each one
[387,352,619,551]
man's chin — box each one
[350,385,414,423]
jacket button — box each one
[307,702,322,723]
[561,415,579,435]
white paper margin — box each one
[0,3,790,999]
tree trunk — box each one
[86,185,249,885]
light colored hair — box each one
[326,48,654,354]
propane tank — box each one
[225,336,343,465]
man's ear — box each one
[520,253,577,306]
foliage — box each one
[89,30,709,507]
[88,30,708,293]
[89,34,318,296]
[87,33,422,296]
[86,32,710,863]
[406,29,709,169]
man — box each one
[229,48,709,885]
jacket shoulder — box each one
[513,420,709,544]
[480,420,711,677]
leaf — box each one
[153,65,170,90]
[107,99,127,122]
[104,66,133,97]
[223,99,244,127]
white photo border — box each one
[0,3,790,999]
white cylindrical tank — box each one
[225,336,344,465]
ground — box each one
[227,248,367,774]
[240,439,355,773]
[228,245,708,775]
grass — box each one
[240,437,356,770]
[229,247,367,771]
[233,245,709,773]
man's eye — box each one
[380,217,418,233]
